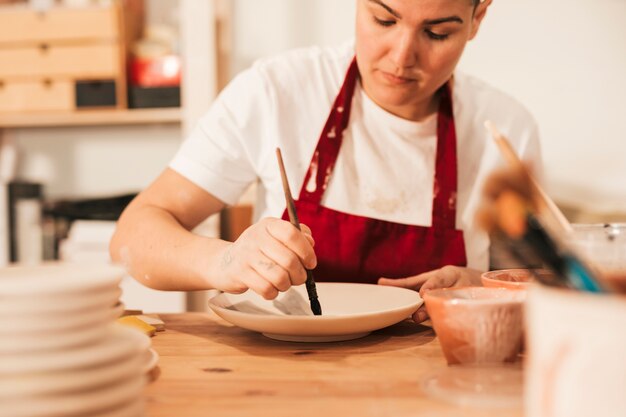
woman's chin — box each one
[372,94,423,114]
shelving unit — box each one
[0,1,143,112]
[0,108,182,129]
[0,0,233,313]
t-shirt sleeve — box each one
[169,66,274,206]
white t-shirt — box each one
[170,42,542,271]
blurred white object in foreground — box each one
[526,285,626,417]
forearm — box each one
[110,204,230,291]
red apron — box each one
[282,59,467,284]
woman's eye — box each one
[425,30,449,41]
[373,16,395,27]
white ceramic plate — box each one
[84,398,145,417]
[141,348,159,374]
[208,282,423,342]
[0,324,150,375]
[0,350,144,398]
[0,303,125,354]
[2,373,145,417]
[0,301,124,335]
[0,262,124,297]
[0,321,107,355]
[0,287,122,316]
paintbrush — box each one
[504,213,605,292]
[275,148,322,315]
[484,177,605,293]
[522,213,604,292]
[485,120,573,235]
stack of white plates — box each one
[0,263,150,417]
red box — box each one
[129,55,181,87]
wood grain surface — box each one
[144,313,523,417]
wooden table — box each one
[144,313,523,417]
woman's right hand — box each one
[210,218,317,299]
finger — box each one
[250,252,292,292]
[378,271,435,291]
[266,220,317,269]
[412,306,429,323]
[227,282,248,294]
[239,267,280,300]
[418,274,458,297]
[258,225,308,285]
[258,237,307,286]
[300,224,315,247]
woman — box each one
[110,0,541,323]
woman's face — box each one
[355,0,489,121]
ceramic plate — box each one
[0,303,125,354]
[0,322,106,355]
[0,287,122,315]
[0,262,124,297]
[0,301,124,335]
[0,351,144,398]
[208,282,422,342]
[2,374,145,417]
[0,324,150,374]
[85,398,145,417]
[141,348,159,374]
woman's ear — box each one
[469,0,493,40]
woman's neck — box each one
[360,78,453,122]
[363,88,442,122]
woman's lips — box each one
[379,70,416,85]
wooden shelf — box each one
[0,108,182,128]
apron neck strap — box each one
[299,58,359,202]
[432,84,459,230]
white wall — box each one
[232,0,356,72]
[14,125,181,198]
[459,0,626,212]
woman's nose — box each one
[390,31,418,71]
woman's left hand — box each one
[378,266,483,323]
